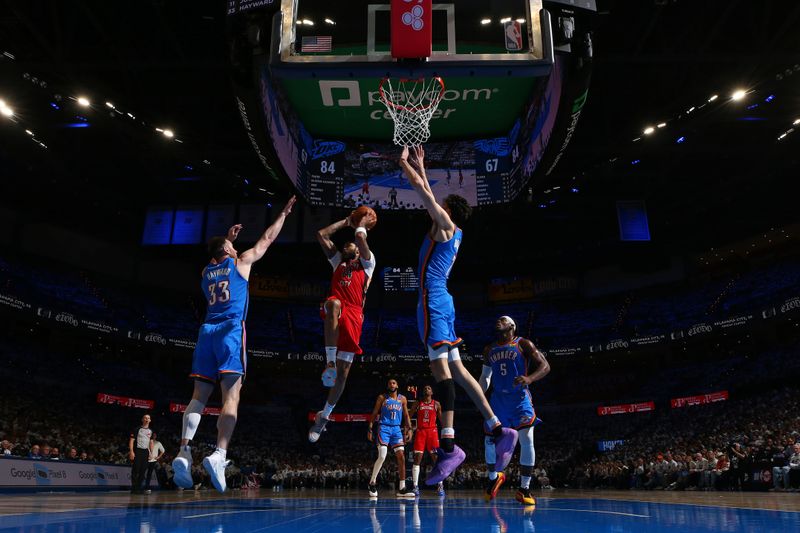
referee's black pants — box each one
[131,449,149,491]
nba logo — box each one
[504,20,523,51]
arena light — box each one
[793,118,800,125]
[500,17,512,24]
[676,136,685,144]
[0,105,13,118]
[302,19,314,26]
[708,94,718,102]
[105,101,115,109]
[657,122,666,128]
[516,18,526,24]
[162,129,174,138]
[25,129,33,135]
[77,96,91,107]
[643,126,655,135]
[686,106,696,113]
[731,89,746,101]
[324,18,335,25]
[480,19,491,25]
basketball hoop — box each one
[379,77,445,146]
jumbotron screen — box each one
[383,267,419,292]
[256,56,567,210]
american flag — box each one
[301,35,332,52]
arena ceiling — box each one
[1,0,798,265]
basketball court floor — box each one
[0,489,797,532]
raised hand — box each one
[281,196,297,216]
[226,224,243,242]
[400,145,409,163]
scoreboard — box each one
[383,267,419,292]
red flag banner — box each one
[96,393,154,410]
[670,390,729,409]
[170,402,221,416]
[597,401,655,416]
[307,412,370,423]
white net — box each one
[379,77,445,146]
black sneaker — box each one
[396,485,416,498]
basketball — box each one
[349,206,377,230]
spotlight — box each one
[324,18,335,25]
[25,129,33,135]
[657,122,666,128]
[793,119,800,125]
[0,106,13,117]
[105,101,115,109]
[480,18,491,25]
[643,127,655,135]
[77,96,90,107]
[302,19,314,26]
[162,129,174,138]
[500,17,512,24]
[708,94,718,102]
[516,18,526,24]
[731,89,746,101]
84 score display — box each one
[305,150,344,207]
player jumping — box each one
[308,210,377,442]
[480,316,550,505]
[399,145,517,485]
[367,379,415,498]
[172,196,296,493]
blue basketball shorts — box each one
[490,389,536,430]
[190,319,247,383]
[378,425,404,448]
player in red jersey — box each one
[408,385,445,496]
[308,210,377,443]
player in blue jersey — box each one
[399,146,517,485]
[367,379,415,499]
[172,197,296,493]
[480,316,550,505]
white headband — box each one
[498,316,516,330]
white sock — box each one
[325,346,337,364]
[213,448,226,460]
[322,402,335,419]
[521,475,531,489]
[489,471,498,481]
[412,465,420,486]
[441,427,455,439]
[182,399,205,441]
[399,479,406,490]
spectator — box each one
[79,451,88,462]
[788,443,800,489]
[50,447,61,461]
[28,444,42,459]
[1,440,13,456]
[145,432,165,493]
[67,447,78,461]
[41,444,51,460]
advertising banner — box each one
[488,276,535,303]
[170,403,221,416]
[96,393,154,410]
[670,390,729,409]
[0,457,152,489]
[597,439,626,452]
[307,412,370,423]
[597,402,655,416]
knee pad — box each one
[447,347,461,362]
[519,426,536,466]
[394,446,405,454]
[436,379,456,412]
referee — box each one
[129,414,154,494]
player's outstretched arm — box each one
[239,196,297,269]
[317,218,349,260]
[399,146,454,232]
[514,339,550,386]
[226,224,243,243]
[479,346,493,393]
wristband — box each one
[355,227,367,237]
